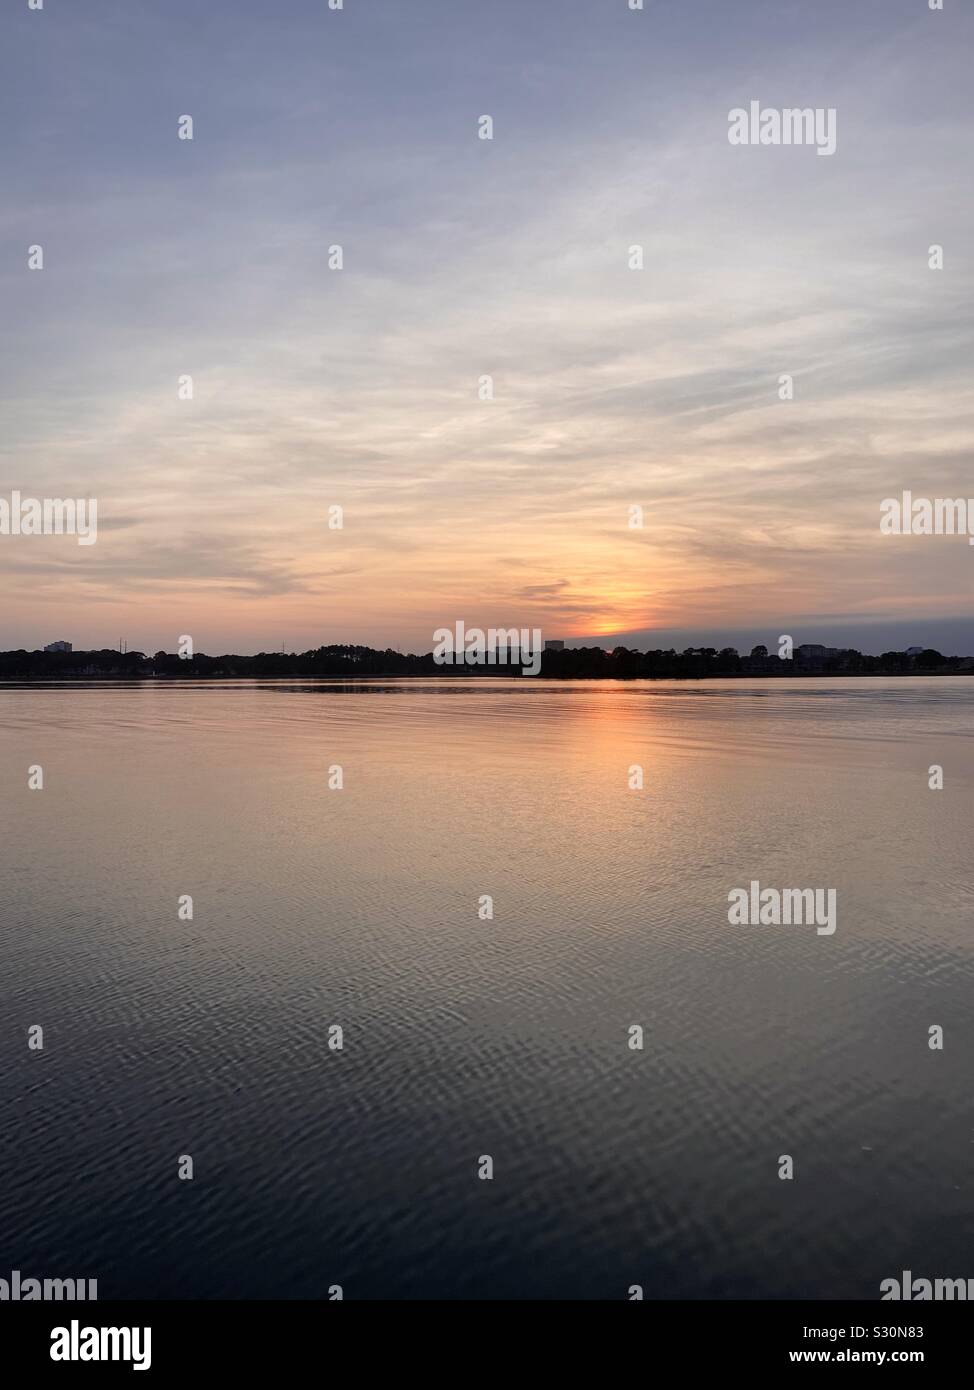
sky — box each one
[1,0,972,656]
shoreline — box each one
[2,671,972,686]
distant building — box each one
[43,641,72,653]
[906,647,925,656]
[544,640,565,652]
[795,643,859,673]
[796,644,833,659]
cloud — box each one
[2,0,972,651]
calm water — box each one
[1,677,972,1300]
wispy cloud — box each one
[2,0,971,652]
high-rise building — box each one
[43,641,72,653]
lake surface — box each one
[1,677,972,1299]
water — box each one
[1,677,972,1299]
